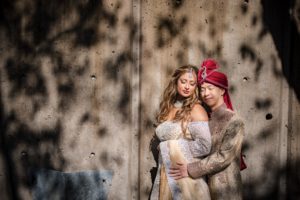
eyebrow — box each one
[180,77,196,82]
[201,85,213,88]
[207,85,214,87]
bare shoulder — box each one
[191,104,208,122]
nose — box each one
[201,90,208,97]
[184,84,190,90]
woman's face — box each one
[176,71,197,98]
[200,82,225,110]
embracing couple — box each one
[150,59,247,200]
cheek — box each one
[200,92,205,97]
[177,83,183,91]
[190,85,196,93]
[216,90,223,97]
[210,91,218,98]
[211,91,223,101]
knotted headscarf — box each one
[198,59,233,110]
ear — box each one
[221,88,225,96]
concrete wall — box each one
[0,0,300,199]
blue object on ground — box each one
[33,169,113,200]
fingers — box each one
[169,164,183,174]
[169,168,179,174]
[169,168,184,180]
[176,162,184,166]
[169,171,184,180]
[173,175,184,180]
[169,163,183,170]
[169,165,180,171]
[169,169,179,177]
[169,162,187,180]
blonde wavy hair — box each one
[156,65,200,126]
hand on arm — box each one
[187,119,244,178]
[169,104,210,180]
[169,162,189,180]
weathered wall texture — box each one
[0,0,300,200]
[0,0,139,199]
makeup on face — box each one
[177,71,197,98]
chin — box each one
[204,102,214,107]
[180,93,191,98]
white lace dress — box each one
[150,121,212,200]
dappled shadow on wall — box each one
[0,111,66,199]
[238,0,300,101]
[261,0,300,101]
[243,155,300,200]
[0,0,133,199]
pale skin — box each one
[176,71,197,98]
[169,82,225,180]
[166,71,208,121]
[160,71,209,158]
[200,82,225,111]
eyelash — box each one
[181,80,195,85]
[201,87,213,91]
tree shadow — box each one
[0,0,132,199]
[146,1,300,199]
[259,2,300,198]
[0,93,66,199]
[148,131,160,200]
[261,0,300,101]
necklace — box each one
[174,100,183,108]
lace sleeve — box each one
[187,121,212,158]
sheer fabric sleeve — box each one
[187,121,212,158]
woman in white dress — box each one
[150,65,212,200]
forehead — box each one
[201,82,216,88]
[179,71,197,81]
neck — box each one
[211,100,225,111]
[174,95,186,109]
[210,103,227,120]
[176,95,186,102]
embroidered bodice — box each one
[156,121,212,158]
[155,121,182,141]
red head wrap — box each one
[198,59,233,110]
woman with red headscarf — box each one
[170,59,246,200]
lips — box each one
[204,98,213,101]
[183,90,190,94]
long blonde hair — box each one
[156,65,200,126]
